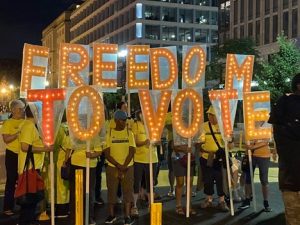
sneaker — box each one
[124,216,134,225]
[95,196,104,205]
[218,201,229,212]
[105,215,117,224]
[55,213,69,218]
[192,192,197,197]
[89,219,97,225]
[130,207,139,217]
[3,210,14,216]
[167,190,175,197]
[200,199,213,209]
[263,200,272,212]
[238,199,250,210]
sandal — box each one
[189,208,197,215]
[175,206,185,216]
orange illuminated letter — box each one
[27,89,66,145]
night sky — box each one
[0,0,76,59]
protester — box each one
[69,127,102,225]
[104,110,135,225]
[54,114,72,217]
[165,112,175,197]
[238,124,275,212]
[268,73,300,225]
[1,99,25,216]
[18,104,53,225]
[131,110,158,217]
[196,106,231,212]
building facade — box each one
[42,11,72,88]
[69,0,218,59]
[229,0,300,57]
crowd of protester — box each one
[2,74,300,225]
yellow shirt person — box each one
[18,120,45,174]
[132,121,158,163]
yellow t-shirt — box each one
[71,136,102,168]
[18,120,45,174]
[132,121,158,163]
[198,121,225,160]
[252,141,271,158]
[1,118,25,154]
[105,128,136,167]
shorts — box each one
[245,156,270,185]
[134,162,157,193]
[172,158,195,177]
[106,165,134,204]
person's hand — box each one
[86,151,94,159]
[118,164,127,172]
[186,147,192,153]
[144,139,150,147]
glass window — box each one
[136,3,143,19]
[248,0,253,20]
[211,11,218,25]
[283,0,289,9]
[162,7,177,22]
[211,0,218,6]
[248,22,253,37]
[145,25,160,40]
[195,0,210,6]
[162,26,177,41]
[234,1,238,25]
[195,11,209,24]
[179,28,193,42]
[273,0,278,12]
[195,29,209,43]
[240,0,244,23]
[256,20,260,45]
[256,0,260,18]
[136,23,142,38]
[240,25,245,38]
[145,6,160,20]
[179,9,193,23]
[264,17,270,44]
[292,0,298,6]
[211,30,218,43]
[234,27,238,39]
[292,9,298,38]
[179,0,193,4]
[283,11,289,36]
[265,0,270,14]
[272,15,278,42]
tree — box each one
[256,35,300,103]
[207,38,262,84]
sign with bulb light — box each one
[20,43,271,145]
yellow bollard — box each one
[151,203,162,225]
[75,169,83,225]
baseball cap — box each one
[114,110,127,120]
[9,99,25,110]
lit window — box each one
[136,3,143,19]
[136,23,142,38]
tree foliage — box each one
[256,35,300,102]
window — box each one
[145,25,160,40]
[256,0,260,18]
[179,9,193,23]
[273,15,278,42]
[292,9,298,38]
[248,0,253,20]
[273,0,278,12]
[240,25,244,38]
[283,0,289,9]
[234,1,238,25]
[248,22,253,37]
[292,0,298,6]
[283,11,289,36]
[240,0,244,23]
[234,27,238,39]
[195,0,209,6]
[256,20,260,45]
[179,28,193,42]
[265,0,270,14]
[210,11,218,25]
[195,29,209,43]
[162,7,177,22]
[211,30,218,43]
[196,11,209,24]
[162,26,177,41]
[264,17,270,44]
